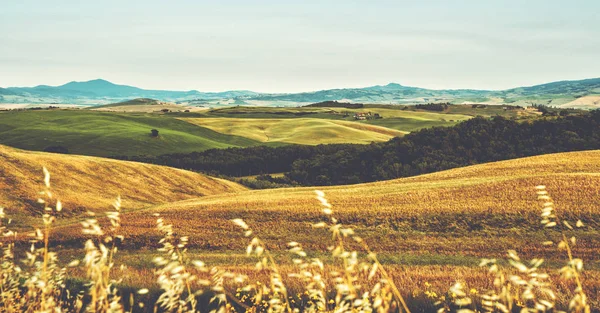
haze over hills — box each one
[1,77,600,107]
[0,79,258,105]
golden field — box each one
[35,149,600,261]
[2,147,599,310]
[0,144,245,222]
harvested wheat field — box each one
[0,144,246,222]
[42,150,600,262]
[4,147,600,311]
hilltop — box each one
[0,110,260,156]
[0,144,246,220]
[560,95,600,109]
[249,78,600,105]
[0,79,258,105]
[91,98,207,113]
[95,98,171,107]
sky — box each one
[0,0,598,93]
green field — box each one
[179,105,474,133]
[0,106,477,157]
[181,117,406,144]
[0,110,260,156]
[0,104,549,158]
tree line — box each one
[113,111,600,187]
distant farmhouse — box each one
[353,112,381,120]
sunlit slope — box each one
[560,95,600,109]
[201,106,474,133]
[0,110,259,156]
[0,145,246,218]
[91,98,208,113]
[180,117,406,144]
[99,150,600,259]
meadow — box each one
[2,146,597,311]
[0,105,477,157]
[0,110,259,156]
[181,117,406,145]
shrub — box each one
[43,145,69,154]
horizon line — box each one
[3,76,599,95]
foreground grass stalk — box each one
[536,185,589,313]
[0,168,597,312]
[357,240,410,313]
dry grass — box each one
[0,151,598,312]
[0,145,246,220]
[36,150,600,265]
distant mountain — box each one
[252,79,600,104]
[0,87,17,96]
[1,77,599,106]
[498,77,600,97]
[58,79,145,96]
[252,82,491,103]
[1,79,258,104]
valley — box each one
[0,86,598,312]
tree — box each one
[43,146,69,154]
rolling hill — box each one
[560,95,600,109]
[1,79,258,105]
[91,98,207,113]
[250,78,600,104]
[195,105,473,134]
[42,150,600,262]
[181,117,407,145]
[0,144,246,223]
[2,147,599,310]
[0,110,260,156]
[2,77,599,106]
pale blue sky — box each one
[0,0,598,92]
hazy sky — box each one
[1,0,598,92]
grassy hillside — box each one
[44,150,600,261]
[0,107,472,157]
[0,110,260,156]
[0,144,246,224]
[187,105,474,134]
[92,98,207,113]
[181,117,406,144]
[4,149,600,310]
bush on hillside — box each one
[43,145,69,154]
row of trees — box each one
[414,103,451,111]
[115,111,600,186]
